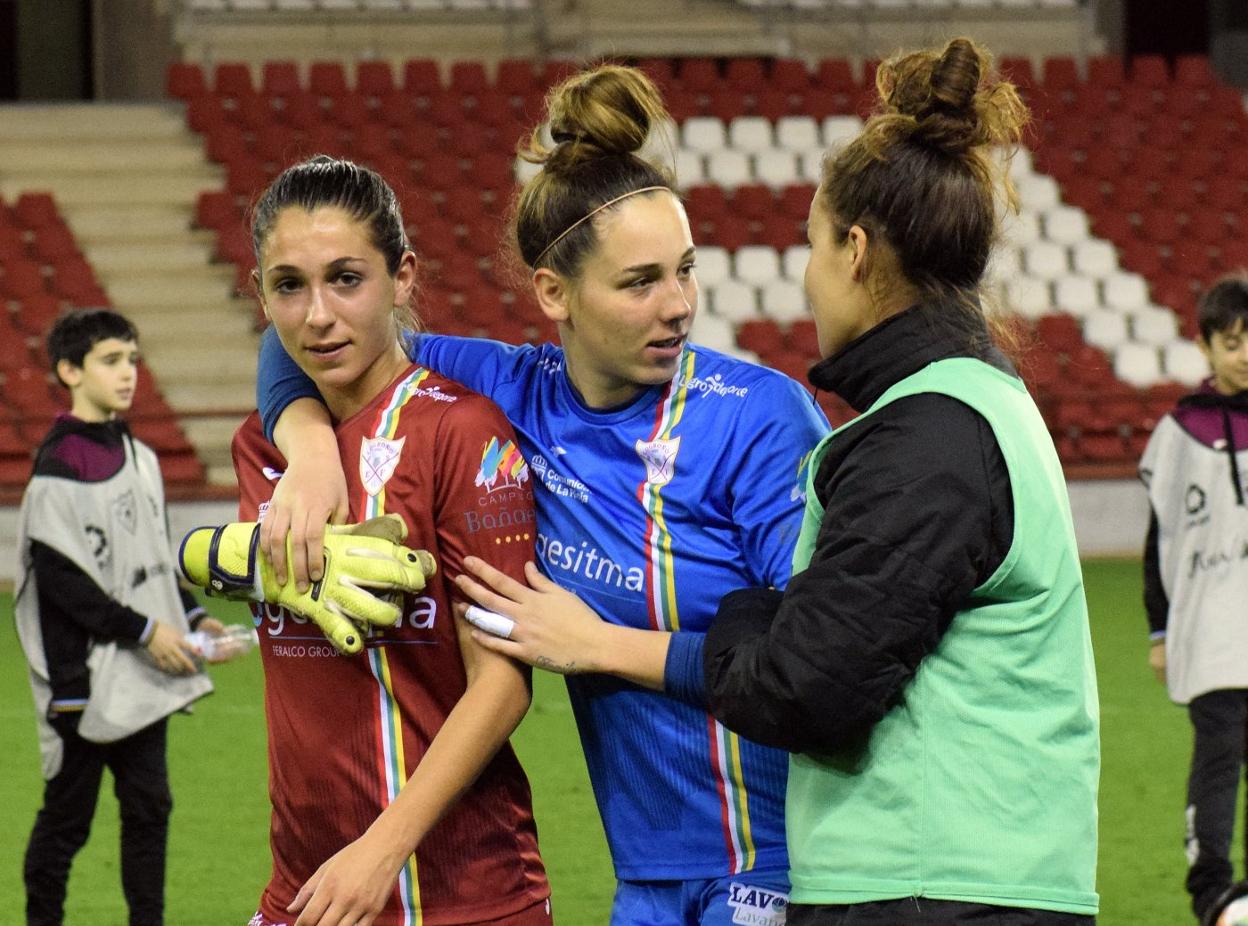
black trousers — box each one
[1185,689,1248,922]
[788,899,1094,924]
[24,716,172,926]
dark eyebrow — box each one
[619,246,697,276]
[266,257,366,275]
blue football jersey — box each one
[414,335,829,880]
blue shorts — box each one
[611,870,790,926]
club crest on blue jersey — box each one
[635,436,681,486]
[725,881,788,926]
[359,436,406,496]
[476,437,530,493]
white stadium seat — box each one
[690,311,743,355]
[1042,206,1090,244]
[641,119,679,162]
[1023,241,1069,280]
[797,150,827,184]
[672,149,706,188]
[1000,209,1042,248]
[693,246,733,288]
[1163,339,1209,386]
[1053,275,1099,317]
[775,116,821,152]
[1102,271,1150,311]
[782,244,810,282]
[707,279,760,322]
[1006,146,1034,180]
[683,117,728,153]
[1082,309,1130,351]
[1130,306,1179,345]
[728,116,774,154]
[1113,343,1163,389]
[1005,276,1051,318]
[705,149,752,190]
[734,246,782,285]
[821,115,863,149]
[514,156,541,184]
[760,279,808,323]
[1070,239,1118,277]
[1016,174,1061,210]
[753,149,801,188]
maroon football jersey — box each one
[233,364,548,925]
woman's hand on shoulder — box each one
[260,449,350,593]
[453,558,610,675]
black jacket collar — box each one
[808,303,1012,412]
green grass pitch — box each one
[0,560,1232,924]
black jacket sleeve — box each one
[31,540,151,642]
[1142,508,1169,637]
[704,393,1012,754]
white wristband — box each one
[464,605,516,640]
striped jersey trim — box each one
[635,352,757,875]
[637,351,694,633]
[362,367,430,924]
[364,368,431,520]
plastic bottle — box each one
[186,624,259,664]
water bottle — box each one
[186,624,259,664]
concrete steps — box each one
[0,102,255,487]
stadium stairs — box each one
[0,104,261,492]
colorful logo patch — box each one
[359,436,406,497]
[476,437,530,493]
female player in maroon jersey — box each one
[231,156,550,926]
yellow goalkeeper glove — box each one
[178,514,436,655]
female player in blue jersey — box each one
[254,65,827,926]
[457,39,1100,926]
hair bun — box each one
[520,64,669,171]
[874,36,1023,157]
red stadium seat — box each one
[308,61,348,97]
[14,192,60,229]
[736,319,785,357]
[495,58,538,97]
[1131,55,1170,88]
[214,62,254,98]
[403,58,442,96]
[1174,55,1216,87]
[1042,56,1080,92]
[2,260,48,300]
[678,58,720,93]
[29,223,80,263]
[999,56,1036,92]
[355,60,396,97]
[450,61,489,96]
[815,58,855,92]
[166,62,206,101]
[725,58,765,91]
[1087,55,1125,87]
[185,95,228,135]
[769,59,810,93]
[262,60,302,98]
[729,184,774,221]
